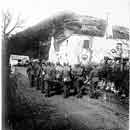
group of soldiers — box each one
[26,60,100,98]
[26,57,129,98]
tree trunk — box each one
[2,35,10,129]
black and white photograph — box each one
[1,0,130,130]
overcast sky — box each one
[1,0,130,31]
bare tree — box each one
[2,10,25,39]
[2,9,25,61]
[1,10,25,129]
[1,9,25,74]
[2,9,25,76]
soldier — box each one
[55,62,63,93]
[41,61,46,93]
[89,65,99,93]
[72,64,84,98]
[26,62,31,79]
[44,62,50,97]
[33,61,42,90]
[39,60,44,91]
[26,61,35,87]
[50,63,56,82]
[44,62,55,97]
[55,62,62,80]
[62,63,71,98]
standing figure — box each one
[26,62,35,87]
[72,64,84,98]
[33,61,42,90]
[89,65,99,94]
[44,62,54,97]
[62,63,71,98]
[55,62,63,93]
[41,62,46,93]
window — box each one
[83,40,90,49]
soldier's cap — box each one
[46,61,51,65]
[75,64,81,67]
[42,62,46,65]
[63,63,66,66]
[56,62,60,65]
[42,59,46,63]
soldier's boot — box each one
[41,80,45,93]
[45,81,50,97]
[39,78,42,91]
[89,82,96,98]
[28,73,31,85]
[73,80,77,95]
[77,86,81,98]
[75,80,81,98]
[34,77,37,88]
[31,75,34,87]
[36,78,40,90]
[77,86,83,98]
[28,76,31,87]
[31,80,33,87]
[57,82,63,94]
[63,83,69,98]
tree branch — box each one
[2,10,12,35]
[2,10,25,38]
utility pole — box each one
[105,12,113,39]
[129,1,130,63]
[105,12,110,39]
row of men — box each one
[26,61,99,98]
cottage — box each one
[49,37,129,65]
[47,14,129,65]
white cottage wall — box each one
[92,38,116,63]
[49,35,129,65]
[59,34,92,65]
[92,38,130,63]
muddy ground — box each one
[7,67,129,130]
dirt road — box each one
[13,66,129,130]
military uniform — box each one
[41,63,46,93]
[33,62,42,90]
[72,64,84,98]
[44,63,56,97]
[62,64,71,98]
[89,67,99,91]
[44,63,50,97]
[26,62,35,87]
[55,64,63,93]
[55,64,63,81]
